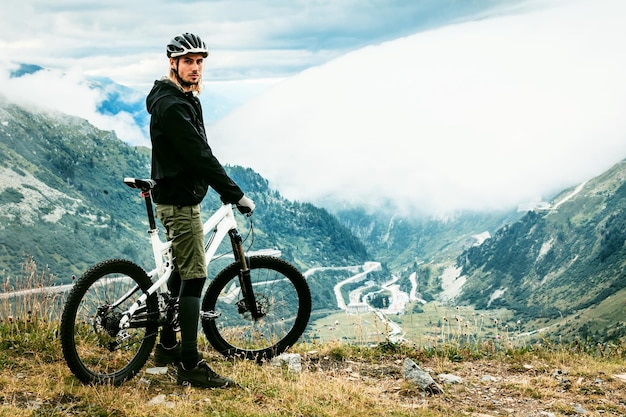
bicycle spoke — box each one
[202,256,311,360]
[218,271,298,349]
[73,274,145,375]
[60,259,158,385]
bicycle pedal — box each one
[200,310,221,320]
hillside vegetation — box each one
[0,96,368,288]
[454,160,626,341]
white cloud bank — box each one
[0,64,148,145]
[209,0,626,216]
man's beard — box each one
[180,77,199,87]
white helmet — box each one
[166,33,208,58]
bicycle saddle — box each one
[124,177,157,191]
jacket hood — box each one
[146,78,184,114]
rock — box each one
[613,373,626,383]
[147,394,166,405]
[145,366,168,375]
[437,373,463,384]
[147,394,175,408]
[480,374,501,382]
[138,377,152,387]
[403,358,444,394]
[270,353,303,373]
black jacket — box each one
[146,78,243,206]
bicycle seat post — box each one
[141,189,157,232]
[124,178,158,233]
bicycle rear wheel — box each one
[201,255,311,361]
[60,259,158,385]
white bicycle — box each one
[60,178,311,385]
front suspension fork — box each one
[229,229,263,320]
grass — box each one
[1,325,626,416]
[1,260,625,416]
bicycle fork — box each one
[229,229,264,320]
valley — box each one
[303,256,537,347]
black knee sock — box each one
[178,277,206,369]
[179,295,201,368]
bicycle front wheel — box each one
[60,259,158,385]
[201,256,311,361]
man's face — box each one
[171,53,204,86]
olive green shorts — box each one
[155,204,206,280]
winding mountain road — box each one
[304,261,417,342]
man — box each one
[146,32,255,388]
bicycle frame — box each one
[118,180,243,330]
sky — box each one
[1,0,625,217]
[0,0,514,91]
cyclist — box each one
[146,32,255,388]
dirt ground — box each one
[1,343,625,416]
[306,354,626,417]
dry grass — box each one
[1,322,625,417]
[1,260,625,416]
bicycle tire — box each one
[60,259,158,385]
[201,255,311,361]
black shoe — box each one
[176,359,234,388]
[153,343,181,366]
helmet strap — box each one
[175,60,191,88]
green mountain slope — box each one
[0,96,369,302]
[0,96,154,280]
[455,160,626,339]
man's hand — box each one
[237,195,256,215]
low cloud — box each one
[0,63,148,146]
[1,0,624,218]
[208,0,626,216]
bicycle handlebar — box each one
[236,204,253,216]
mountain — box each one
[89,76,150,133]
[336,207,522,268]
[7,63,146,121]
[8,63,44,78]
[452,160,626,341]
[327,157,626,344]
[0,94,369,304]
[333,206,523,301]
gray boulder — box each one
[403,358,445,394]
